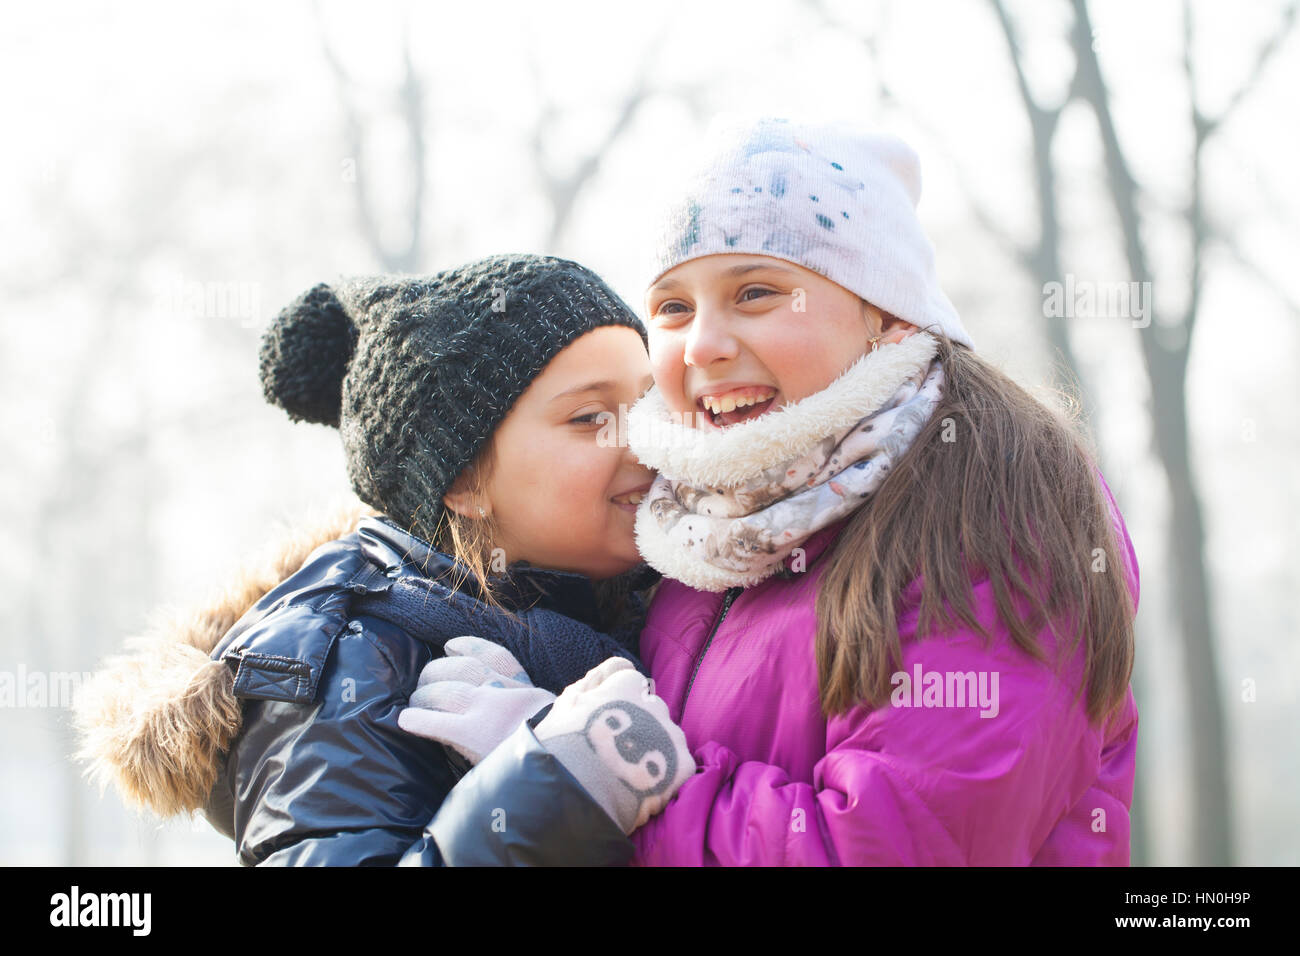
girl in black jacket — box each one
[73,254,688,865]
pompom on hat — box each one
[259,254,647,541]
[647,116,974,350]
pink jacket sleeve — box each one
[632,618,1127,865]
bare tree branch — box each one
[808,0,1032,266]
[526,28,666,251]
[316,2,428,272]
[1210,233,1300,318]
[1201,0,1298,138]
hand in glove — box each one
[533,657,695,834]
[398,636,555,766]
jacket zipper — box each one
[681,586,743,715]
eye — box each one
[652,300,691,321]
[569,411,607,426]
[740,286,778,302]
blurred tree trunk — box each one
[987,0,1099,419]
[36,297,116,865]
[1065,0,1300,865]
[988,0,1148,866]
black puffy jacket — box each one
[77,511,652,866]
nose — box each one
[682,302,739,369]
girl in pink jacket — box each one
[406,117,1140,866]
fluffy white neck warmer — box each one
[628,332,945,591]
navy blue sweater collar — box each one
[357,515,621,628]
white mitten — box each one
[398,636,555,765]
[533,657,695,834]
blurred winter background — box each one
[1,0,1296,866]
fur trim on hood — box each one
[72,498,378,818]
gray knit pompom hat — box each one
[259,253,648,541]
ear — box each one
[864,301,919,346]
[442,469,485,519]
[860,299,881,330]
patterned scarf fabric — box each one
[628,332,945,591]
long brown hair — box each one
[425,437,638,631]
[816,334,1136,726]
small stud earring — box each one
[478,506,486,517]
[869,336,881,353]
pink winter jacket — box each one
[631,476,1140,866]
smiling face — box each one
[443,325,656,579]
[645,254,914,429]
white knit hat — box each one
[647,116,974,350]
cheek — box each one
[521,437,618,522]
[753,322,821,379]
[758,313,860,399]
[575,462,619,521]
[492,420,566,504]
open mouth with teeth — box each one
[697,387,779,428]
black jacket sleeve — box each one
[222,614,460,867]
[398,710,634,867]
